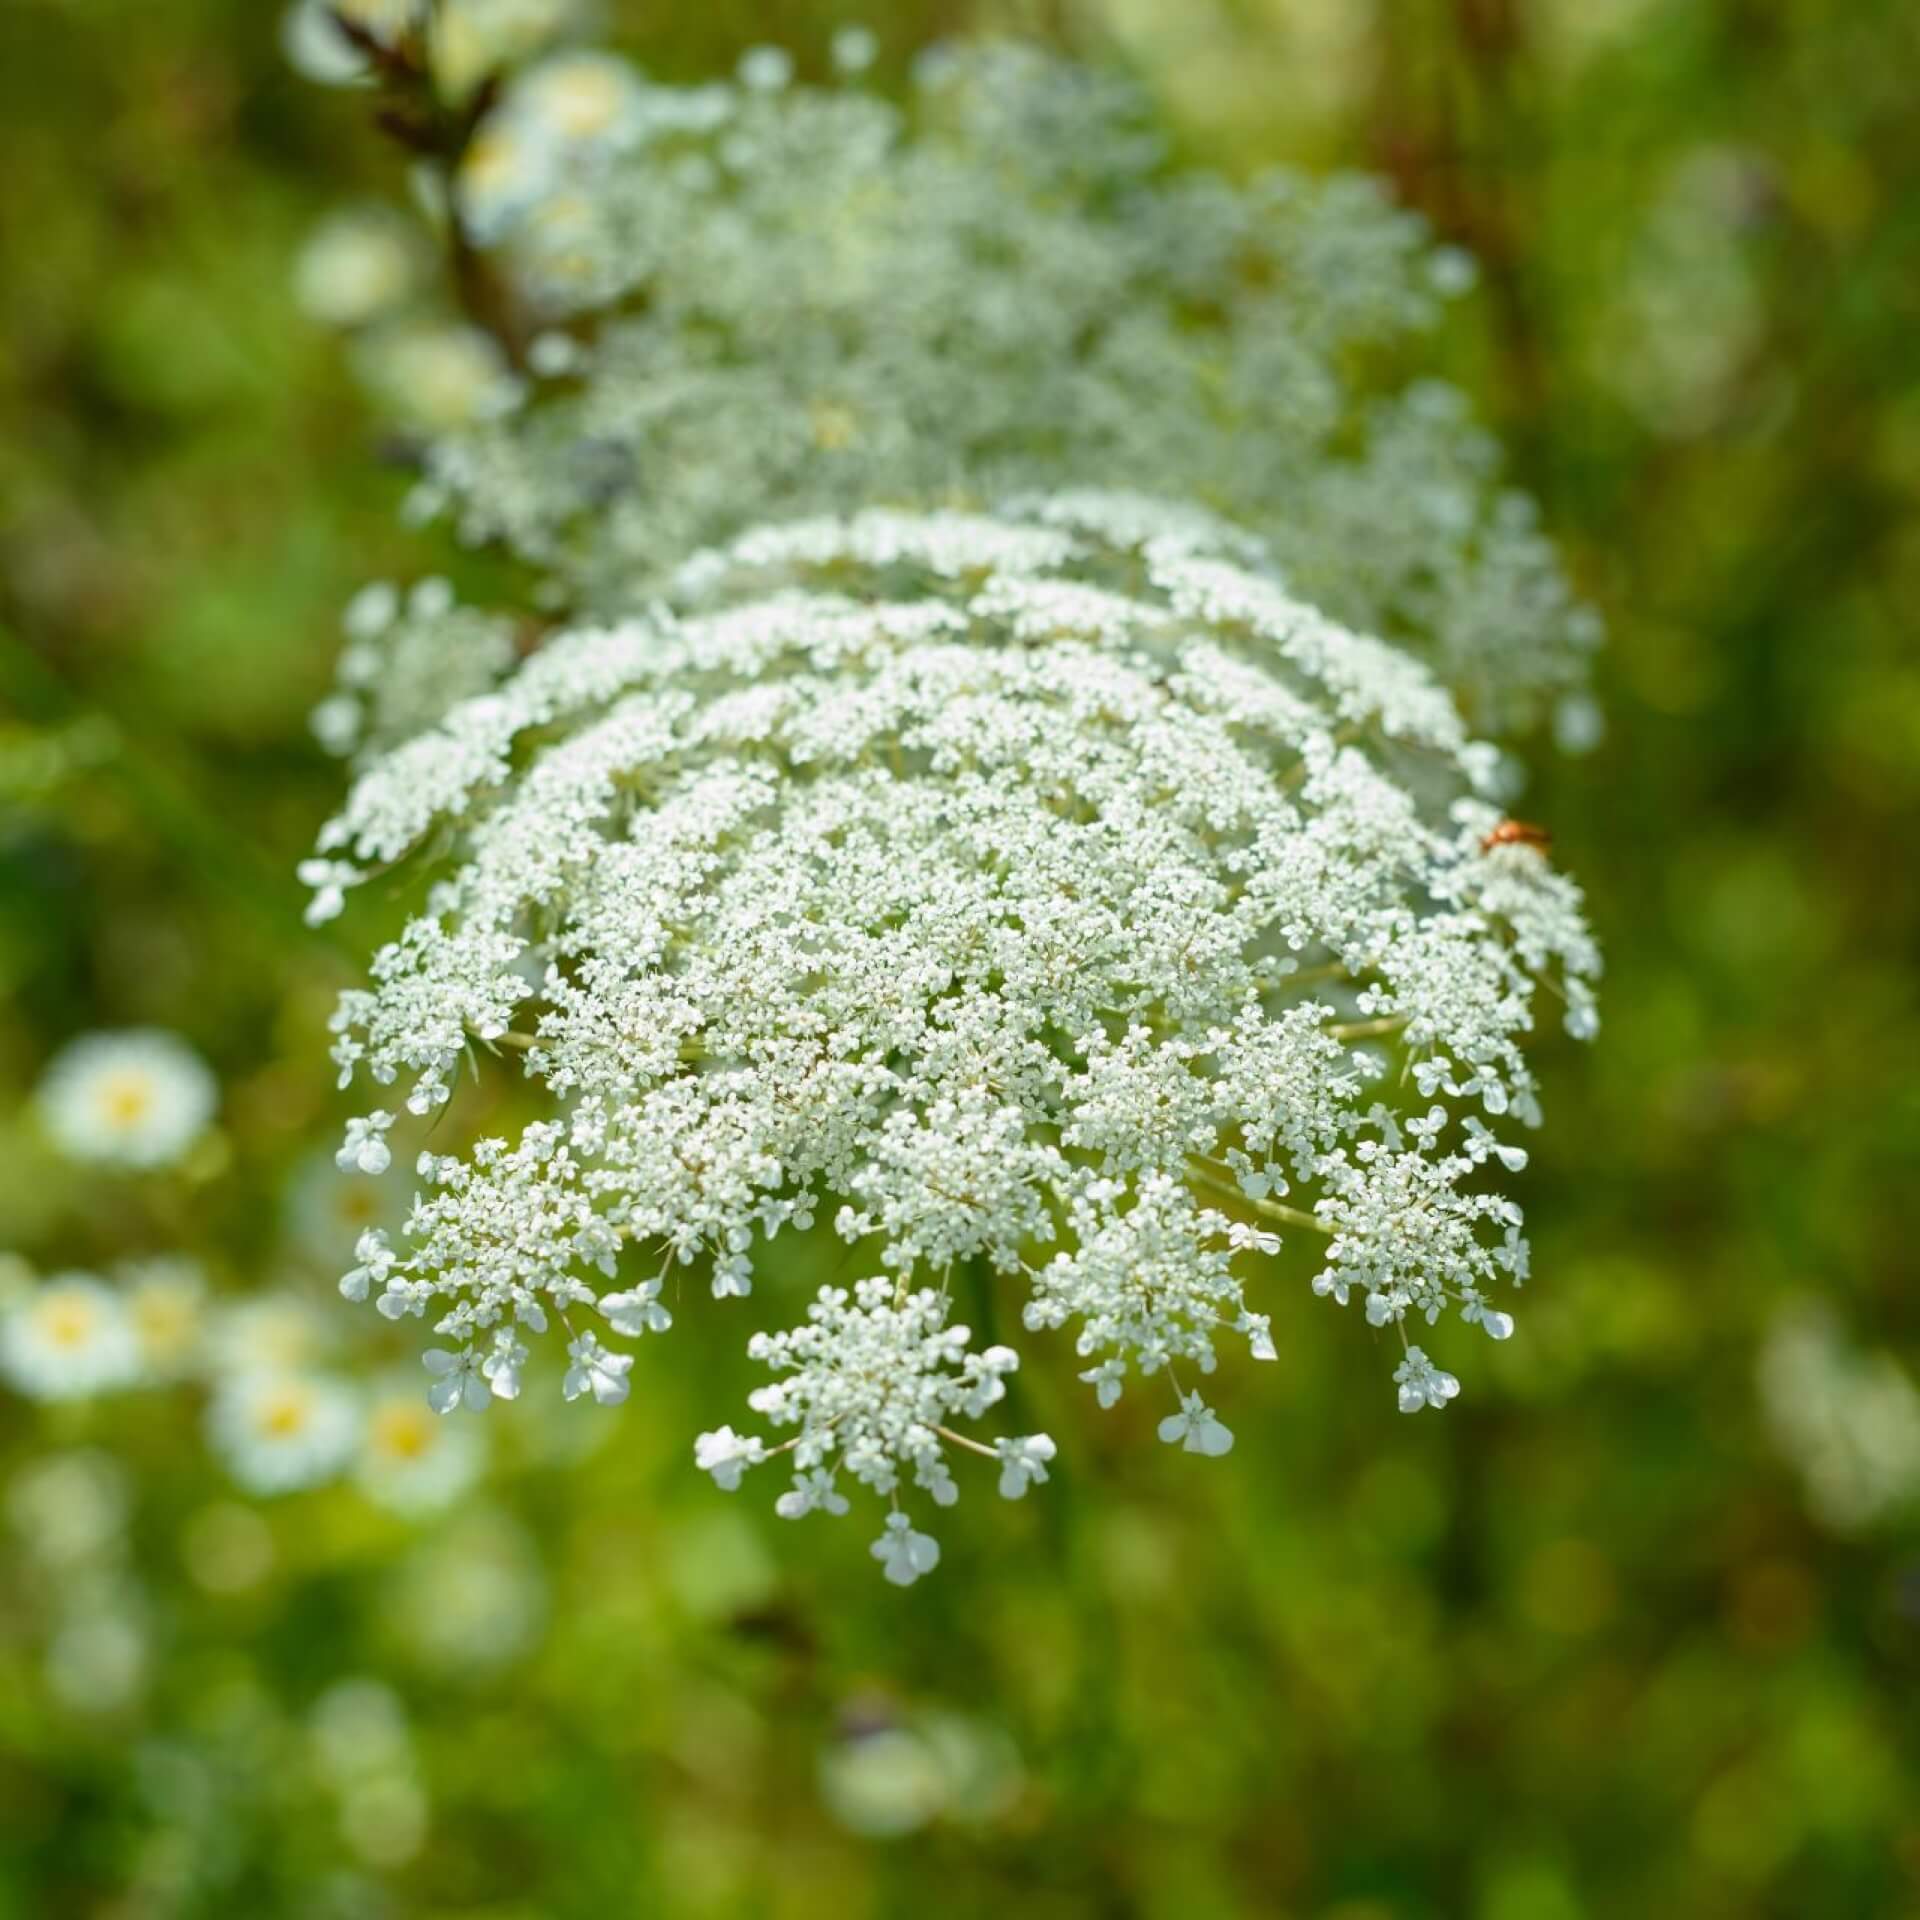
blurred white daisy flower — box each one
[0,1274,141,1402]
[352,321,523,431]
[207,1371,360,1496]
[209,1292,338,1378]
[117,1256,210,1383]
[295,207,424,330]
[507,50,646,151]
[355,1377,487,1514]
[37,1029,216,1171]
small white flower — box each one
[527,330,580,378]
[1463,1300,1515,1341]
[1157,1392,1235,1457]
[294,208,420,329]
[1227,1222,1282,1257]
[871,1512,941,1587]
[710,1255,752,1300]
[298,856,361,923]
[479,1329,530,1401]
[423,1346,493,1414]
[336,1112,395,1176]
[208,1293,332,1378]
[343,580,400,641]
[1240,1312,1278,1362]
[408,576,454,620]
[38,1030,215,1171]
[208,1371,359,1495]
[353,322,522,432]
[375,1277,433,1321]
[737,45,794,93]
[831,25,878,75]
[1427,244,1479,298]
[561,1331,631,1406]
[340,1227,396,1304]
[1463,1117,1529,1172]
[916,1457,959,1507]
[1394,1345,1462,1413]
[994,1434,1056,1500]
[599,1280,671,1336]
[775,1468,850,1519]
[509,51,644,150]
[119,1256,208,1382]
[0,1275,140,1402]
[694,1424,767,1490]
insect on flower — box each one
[1480,819,1554,854]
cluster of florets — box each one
[311,576,522,760]
[304,39,1598,751]
[309,495,1598,1578]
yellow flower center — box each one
[370,1402,434,1463]
[258,1390,312,1439]
[98,1073,154,1128]
[42,1298,97,1348]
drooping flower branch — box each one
[295,36,1601,757]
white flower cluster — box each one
[306,40,1597,744]
[310,495,1599,1578]
[311,576,522,761]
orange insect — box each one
[1480,819,1553,854]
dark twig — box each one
[324,2,529,368]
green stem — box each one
[1186,1161,1334,1235]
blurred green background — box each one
[3,0,1918,1915]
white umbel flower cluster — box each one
[311,576,522,761]
[313,41,1595,748]
[310,495,1598,1578]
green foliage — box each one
[2,2,1916,1916]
